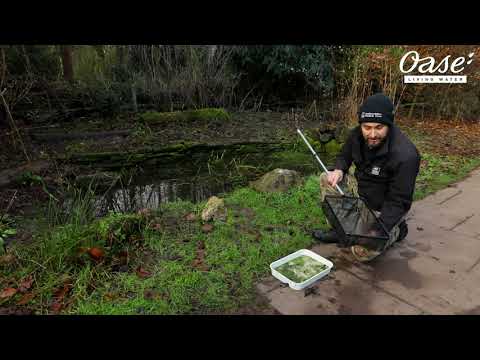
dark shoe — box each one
[311,229,339,243]
[397,221,408,242]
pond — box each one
[86,148,339,216]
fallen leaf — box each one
[184,212,197,222]
[136,267,151,279]
[104,293,116,301]
[53,283,72,301]
[88,247,105,261]
[19,276,33,293]
[17,293,34,305]
[144,290,158,300]
[0,288,18,299]
[50,283,73,313]
[201,224,214,233]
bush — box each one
[232,45,342,102]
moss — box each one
[139,108,230,124]
[323,139,342,154]
[190,108,230,121]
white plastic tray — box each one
[270,249,334,290]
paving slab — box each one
[257,167,480,315]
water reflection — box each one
[94,178,235,216]
[87,150,337,216]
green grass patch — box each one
[1,175,328,314]
[399,124,480,201]
[413,152,480,200]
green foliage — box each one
[0,215,16,253]
[92,211,146,250]
[17,171,43,186]
[232,45,342,100]
[4,45,61,80]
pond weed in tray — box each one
[270,249,333,290]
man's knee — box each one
[319,172,329,186]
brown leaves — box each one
[184,212,197,222]
[16,293,34,305]
[398,117,480,158]
[192,240,208,272]
[0,275,34,305]
[151,223,162,231]
[87,247,105,261]
[143,289,162,301]
[136,267,151,279]
[18,276,33,293]
[50,280,73,314]
[201,223,214,233]
[0,287,17,299]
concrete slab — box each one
[400,217,480,272]
[336,250,480,314]
[261,269,423,315]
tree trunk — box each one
[207,45,217,65]
[0,47,6,128]
[0,46,6,89]
[61,45,74,83]
[131,83,138,112]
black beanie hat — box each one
[358,93,394,127]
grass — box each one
[1,175,328,314]
[413,152,480,201]
[399,122,480,200]
[2,118,479,314]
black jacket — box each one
[334,125,421,231]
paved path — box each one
[257,168,480,315]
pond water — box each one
[86,149,338,216]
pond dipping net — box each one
[322,195,390,251]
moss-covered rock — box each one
[201,196,227,222]
[250,168,303,193]
[139,108,230,124]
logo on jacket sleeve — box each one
[371,166,381,175]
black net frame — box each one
[322,195,390,250]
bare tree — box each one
[60,45,74,83]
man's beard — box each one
[365,136,385,149]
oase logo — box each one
[400,50,475,84]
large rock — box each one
[250,169,303,193]
[201,196,227,222]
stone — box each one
[201,196,227,222]
[250,168,303,193]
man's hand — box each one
[327,169,344,188]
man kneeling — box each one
[313,93,421,262]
